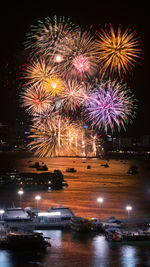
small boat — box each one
[101,216,122,231]
[0,231,51,250]
[101,163,109,168]
[105,227,123,242]
[29,162,48,171]
[66,168,76,173]
[127,165,138,174]
[70,216,100,232]
[87,165,91,169]
[123,232,150,241]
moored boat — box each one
[0,231,51,250]
[0,207,34,232]
[27,204,74,229]
[70,216,100,232]
[105,227,123,242]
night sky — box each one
[0,2,149,136]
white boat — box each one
[32,205,74,229]
[0,208,34,232]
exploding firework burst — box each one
[25,58,58,85]
[43,76,65,95]
[25,15,76,59]
[20,83,54,115]
[28,116,78,157]
[94,25,141,77]
[21,15,142,158]
[60,80,83,111]
[85,80,136,132]
[57,30,98,80]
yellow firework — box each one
[25,58,58,85]
[28,116,79,157]
[94,25,141,77]
[43,76,65,95]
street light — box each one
[0,209,5,220]
[18,189,24,207]
[97,197,104,208]
[35,195,41,210]
[126,205,132,220]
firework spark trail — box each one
[28,116,80,157]
[85,80,136,132]
[94,25,141,77]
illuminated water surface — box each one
[0,155,150,266]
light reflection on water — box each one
[0,251,13,267]
[0,155,150,266]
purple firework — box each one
[85,80,136,133]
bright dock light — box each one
[35,195,41,209]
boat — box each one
[101,163,109,168]
[29,162,48,171]
[87,165,91,169]
[28,204,74,229]
[70,216,100,232]
[0,207,34,232]
[0,231,51,250]
[0,170,68,190]
[101,216,122,231]
[105,227,123,242]
[66,168,76,173]
[122,231,150,241]
[127,165,138,174]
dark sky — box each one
[0,1,149,136]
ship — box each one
[0,207,34,232]
[31,204,74,229]
[70,216,100,232]
[0,231,51,250]
[0,170,68,190]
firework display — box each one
[21,16,142,157]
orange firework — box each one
[25,58,58,85]
[43,76,65,96]
[94,25,141,77]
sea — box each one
[0,153,150,267]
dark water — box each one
[0,154,150,267]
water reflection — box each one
[36,230,62,247]
[120,245,139,266]
[0,156,150,266]
[91,235,110,266]
[0,251,13,267]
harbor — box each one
[0,155,150,266]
